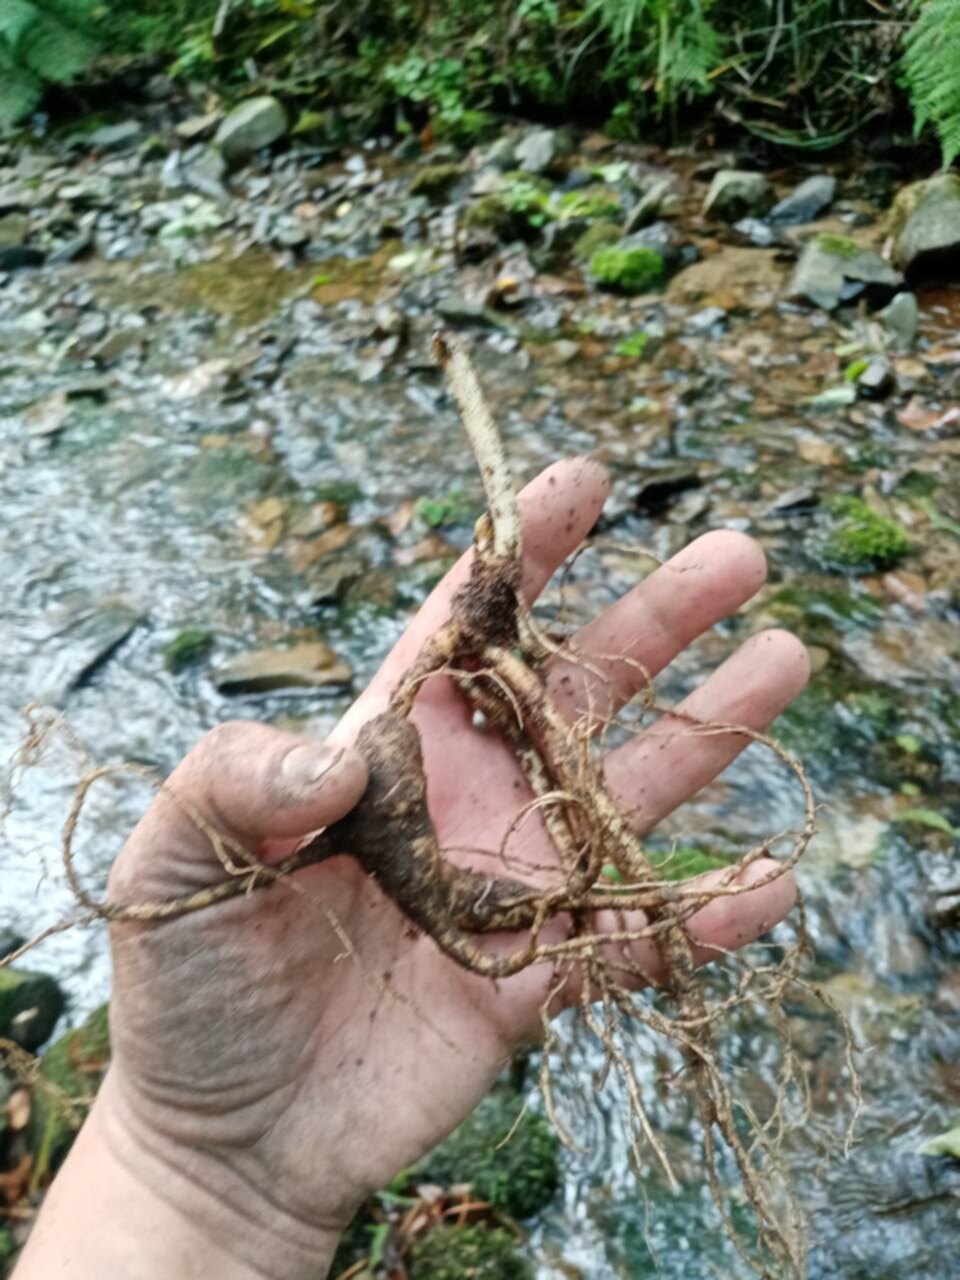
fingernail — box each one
[280,743,344,792]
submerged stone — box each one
[215,642,352,694]
[164,629,215,674]
[893,173,960,282]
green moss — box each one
[415,1089,559,1219]
[164,628,214,674]
[28,1004,110,1176]
[589,245,664,294]
[408,1225,532,1280]
[823,496,910,570]
[650,846,733,880]
[414,489,479,529]
[0,968,65,1052]
[769,584,883,629]
[556,188,622,221]
[614,330,650,358]
[814,233,862,260]
[410,163,469,199]
[312,479,363,507]
[572,220,621,261]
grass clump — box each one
[414,1088,559,1219]
[589,245,664,293]
[408,1225,533,1280]
[824,496,910,570]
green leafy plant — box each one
[902,0,960,167]
[0,0,100,126]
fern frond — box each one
[902,0,960,167]
[0,0,99,125]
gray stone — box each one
[0,967,66,1051]
[857,355,895,399]
[183,145,227,199]
[894,173,960,282]
[87,120,143,152]
[215,642,352,694]
[515,128,557,174]
[436,295,492,326]
[0,184,28,213]
[623,176,678,233]
[787,235,901,310]
[621,221,685,271]
[0,213,29,247]
[732,217,785,248]
[878,291,919,350]
[214,96,289,164]
[703,169,769,221]
[770,174,837,225]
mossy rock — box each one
[408,1225,532,1280]
[27,1004,110,1177]
[164,628,215,674]
[556,187,623,222]
[823,496,910,571]
[414,490,480,529]
[589,245,664,294]
[813,232,862,260]
[572,220,621,262]
[0,1227,14,1276]
[414,1088,559,1220]
[410,164,469,200]
[0,968,65,1052]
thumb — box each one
[109,721,368,902]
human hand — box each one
[15,458,808,1280]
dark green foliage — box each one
[27,1003,110,1177]
[0,0,100,126]
[902,0,960,167]
[408,1225,533,1280]
[415,1089,560,1220]
[164,629,215,674]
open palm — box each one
[97,457,807,1278]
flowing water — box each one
[1,128,959,1276]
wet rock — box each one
[0,245,44,271]
[0,213,29,247]
[175,112,221,142]
[214,96,289,165]
[893,173,960,282]
[87,120,143,152]
[0,968,65,1051]
[215,642,352,694]
[0,183,28,212]
[515,128,558,174]
[571,219,621,262]
[622,175,679,231]
[787,234,901,310]
[47,230,94,265]
[436,294,493,326]
[702,169,769,221]
[878,291,919,350]
[305,556,367,606]
[182,145,228,199]
[857,355,896,399]
[28,1004,110,1172]
[622,221,686,271]
[37,602,144,706]
[409,163,468,200]
[732,216,782,247]
[635,468,702,515]
[770,174,837,225]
